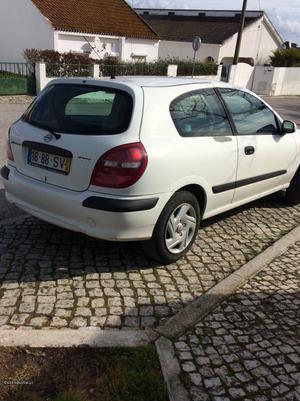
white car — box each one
[1,77,300,263]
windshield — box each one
[23,84,133,135]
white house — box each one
[0,0,159,62]
[136,9,284,66]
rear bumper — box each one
[2,165,171,241]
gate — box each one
[221,64,231,82]
[0,62,36,95]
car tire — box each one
[142,191,200,264]
[286,166,300,205]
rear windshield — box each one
[23,84,133,135]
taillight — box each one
[7,128,14,162]
[91,142,148,188]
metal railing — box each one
[0,62,34,77]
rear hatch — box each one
[9,81,143,192]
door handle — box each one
[244,146,255,155]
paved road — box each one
[264,96,300,126]
[175,243,300,401]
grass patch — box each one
[0,346,168,401]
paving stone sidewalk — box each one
[0,194,300,330]
[174,242,300,401]
[0,95,34,104]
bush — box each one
[270,48,300,67]
[23,48,218,78]
[100,61,168,77]
[24,49,97,65]
[100,59,217,77]
[24,49,98,77]
[159,57,218,76]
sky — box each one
[128,0,300,44]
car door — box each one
[218,88,297,204]
[166,87,238,216]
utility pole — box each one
[233,0,248,65]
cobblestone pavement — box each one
[0,194,300,330]
[0,95,34,104]
[0,189,25,221]
[175,243,300,401]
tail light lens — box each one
[7,128,14,162]
[91,142,148,188]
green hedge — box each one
[46,63,91,78]
[0,76,36,95]
[176,62,218,76]
[100,62,168,77]
[0,70,22,78]
[45,61,218,78]
[100,60,218,77]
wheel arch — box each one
[176,184,207,218]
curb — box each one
[0,328,158,348]
[155,224,300,340]
[156,337,190,401]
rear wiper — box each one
[49,130,61,140]
[33,122,61,140]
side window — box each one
[170,88,232,137]
[219,88,279,135]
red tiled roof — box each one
[31,0,158,40]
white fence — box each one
[229,63,300,96]
[35,62,222,93]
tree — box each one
[270,48,300,67]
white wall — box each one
[230,64,300,96]
[219,17,281,66]
[56,34,96,55]
[123,38,159,62]
[158,41,220,62]
[0,0,55,61]
[56,34,158,62]
[56,33,122,60]
[252,66,274,95]
[272,68,300,96]
[228,63,255,89]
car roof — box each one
[113,76,212,87]
[49,76,224,88]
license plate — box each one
[28,149,71,175]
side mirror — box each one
[282,120,296,134]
